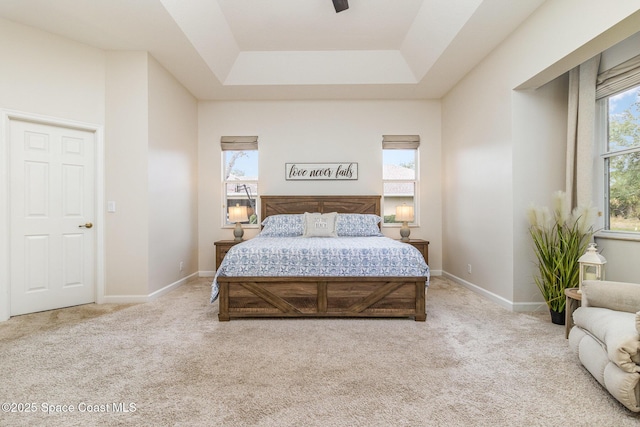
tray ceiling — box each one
[0,0,545,100]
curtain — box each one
[566,55,600,209]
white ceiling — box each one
[0,0,546,100]
[217,0,425,51]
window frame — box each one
[381,136,420,228]
[221,137,259,228]
[596,85,640,236]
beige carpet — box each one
[1,277,638,427]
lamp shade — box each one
[395,204,414,222]
[228,204,249,223]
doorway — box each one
[1,111,104,319]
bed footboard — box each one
[217,276,427,321]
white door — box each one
[10,119,96,316]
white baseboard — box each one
[442,271,545,313]
[99,270,546,313]
[512,301,547,313]
[101,272,198,304]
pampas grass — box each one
[527,191,596,313]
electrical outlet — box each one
[179,261,184,272]
[467,264,472,274]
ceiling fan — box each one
[332,0,349,13]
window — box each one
[221,136,258,226]
[600,84,640,233]
[382,135,419,225]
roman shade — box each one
[382,135,420,150]
[220,136,258,151]
[596,54,640,100]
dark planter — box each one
[550,309,566,325]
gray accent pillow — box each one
[302,212,338,237]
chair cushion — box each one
[573,306,640,373]
[582,280,640,313]
[569,326,640,412]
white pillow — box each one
[302,212,338,237]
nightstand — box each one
[399,239,429,265]
[214,240,243,270]
[564,287,582,339]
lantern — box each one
[578,243,606,293]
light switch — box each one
[107,201,116,213]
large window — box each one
[382,135,419,225]
[221,136,258,226]
[600,84,640,233]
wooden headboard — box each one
[260,195,381,221]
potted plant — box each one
[527,191,596,324]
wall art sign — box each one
[285,163,358,181]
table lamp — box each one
[395,203,414,242]
[228,204,249,242]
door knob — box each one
[79,222,93,229]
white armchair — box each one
[568,280,640,412]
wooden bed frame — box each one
[217,195,427,321]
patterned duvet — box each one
[211,235,430,302]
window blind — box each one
[220,136,258,151]
[382,135,420,150]
[596,54,640,100]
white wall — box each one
[0,18,105,124]
[442,53,516,303]
[105,52,150,297]
[147,55,199,293]
[0,21,199,303]
[512,75,569,306]
[198,100,442,274]
[595,238,640,283]
[0,19,106,320]
[105,52,199,299]
[442,0,640,310]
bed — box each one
[212,195,429,321]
